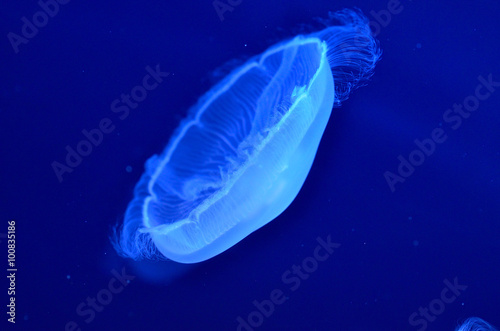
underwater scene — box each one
[2,0,499,330]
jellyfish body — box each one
[455,317,499,331]
[113,9,381,263]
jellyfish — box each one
[112,9,381,263]
[455,317,499,331]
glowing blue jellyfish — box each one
[112,9,381,263]
[455,317,499,331]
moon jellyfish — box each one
[455,317,499,331]
[112,9,381,263]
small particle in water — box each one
[416,43,422,49]
[66,275,71,280]
[412,240,419,247]
[126,166,132,173]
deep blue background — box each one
[1,0,499,330]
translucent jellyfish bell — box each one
[112,9,381,263]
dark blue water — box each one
[1,1,499,330]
